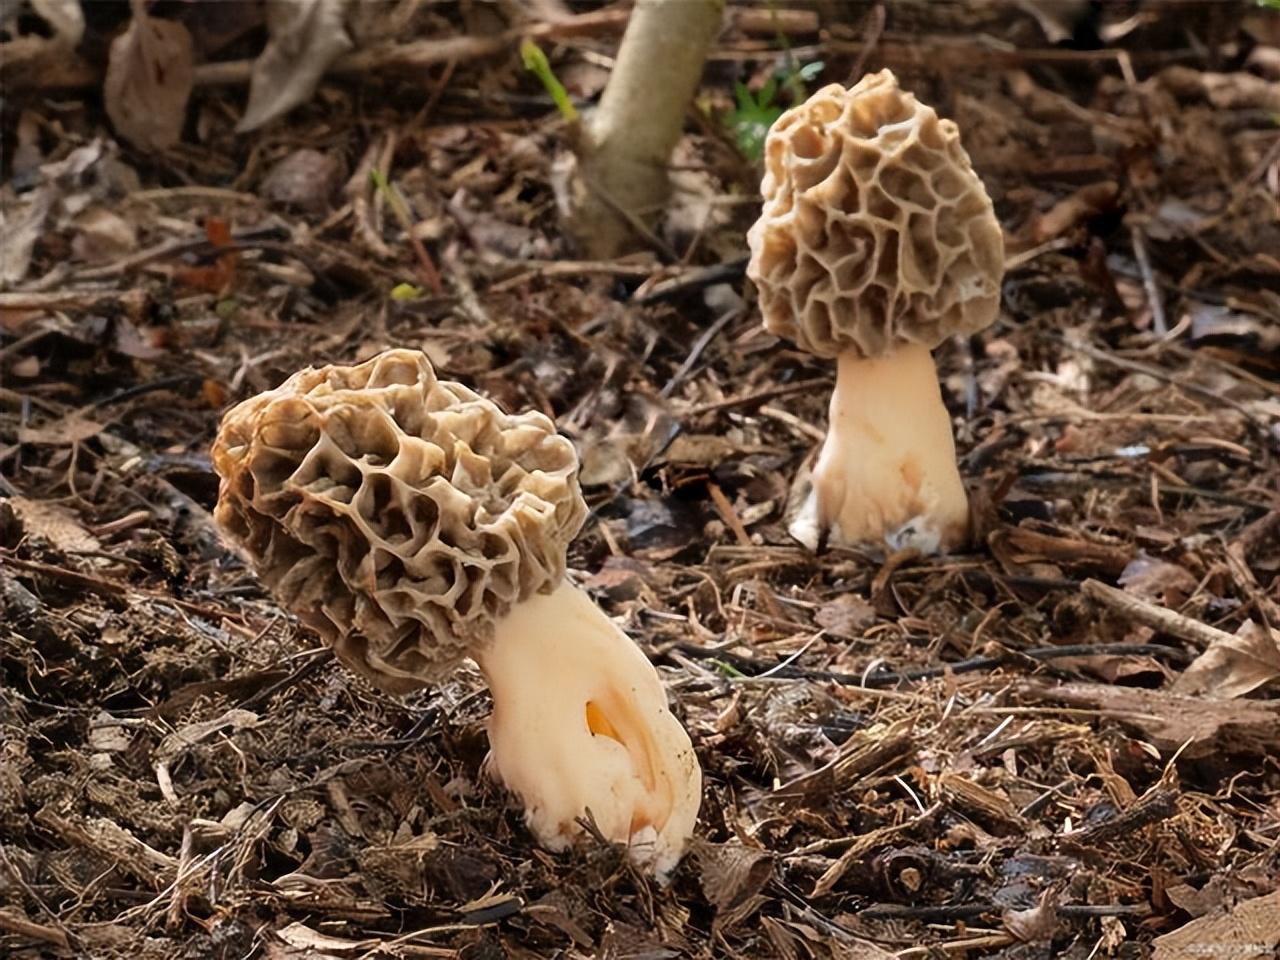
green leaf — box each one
[724,58,826,161]
[726,103,783,162]
[520,39,578,122]
[390,283,422,301]
[712,659,747,679]
[758,74,780,108]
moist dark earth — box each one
[3,2,1280,958]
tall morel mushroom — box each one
[747,69,1005,554]
[212,349,701,876]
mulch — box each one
[2,2,1279,957]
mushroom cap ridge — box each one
[212,349,587,693]
[747,69,1005,360]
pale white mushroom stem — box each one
[794,342,971,555]
[473,581,701,880]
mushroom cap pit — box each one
[212,349,587,693]
[747,69,1005,360]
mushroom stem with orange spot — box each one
[796,342,971,554]
[473,580,701,879]
[210,348,702,878]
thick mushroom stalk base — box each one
[474,582,701,879]
[791,343,971,555]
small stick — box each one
[861,901,1150,920]
[674,639,1191,688]
[759,404,826,443]
[348,139,396,262]
[1064,338,1261,424]
[707,482,752,546]
[0,908,71,950]
[1065,785,1178,846]
[371,169,444,295]
[1130,225,1166,335]
[896,934,1015,958]
[660,307,742,398]
[166,824,194,931]
[846,3,886,82]
[685,376,831,417]
[5,10,631,91]
[631,256,748,304]
[1230,507,1280,559]
[1081,578,1235,650]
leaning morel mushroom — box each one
[747,69,1005,554]
[211,349,701,877]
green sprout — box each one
[725,60,823,162]
[712,659,748,680]
[390,283,422,301]
[520,39,578,123]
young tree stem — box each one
[567,0,723,258]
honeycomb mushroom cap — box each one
[211,349,587,693]
[747,70,1005,360]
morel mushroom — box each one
[211,349,701,876]
[747,70,1005,554]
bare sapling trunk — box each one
[565,0,723,259]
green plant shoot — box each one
[725,61,823,162]
[520,39,578,123]
[369,168,410,225]
[390,283,422,301]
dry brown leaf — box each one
[2,140,142,282]
[1173,621,1280,699]
[104,0,195,151]
[1119,554,1199,608]
[1165,877,1230,919]
[5,497,101,554]
[1153,890,1280,960]
[17,415,105,447]
[815,593,877,639]
[653,433,740,468]
[1003,889,1062,943]
[0,0,84,75]
[71,207,139,263]
[695,839,774,913]
[237,0,353,133]
[0,187,53,284]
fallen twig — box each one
[1130,225,1167,335]
[1064,785,1179,847]
[1082,578,1236,650]
[0,907,71,951]
[675,640,1192,687]
[6,10,632,92]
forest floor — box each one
[3,2,1280,958]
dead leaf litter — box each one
[3,2,1280,958]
